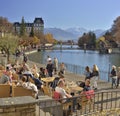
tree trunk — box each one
[6,50,10,63]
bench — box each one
[12,85,35,98]
[0,84,10,98]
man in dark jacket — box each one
[46,60,54,77]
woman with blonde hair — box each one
[31,64,39,78]
[91,64,99,90]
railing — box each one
[37,90,120,116]
[64,63,109,82]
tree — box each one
[0,16,13,36]
[78,32,96,49]
[103,31,117,47]
[0,34,19,62]
[44,33,56,43]
[110,16,120,47]
[20,17,26,37]
[29,26,34,37]
[88,32,96,48]
[31,36,40,47]
[78,33,87,48]
[34,31,46,44]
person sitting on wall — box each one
[20,75,39,99]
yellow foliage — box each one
[99,36,105,41]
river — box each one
[28,45,120,81]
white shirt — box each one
[55,86,67,99]
[22,82,38,93]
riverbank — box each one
[27,58,115,92]
[0,50,115,91]
[25,50,114,91]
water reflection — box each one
[29,49,120,71]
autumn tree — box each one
[35,31,47,44]
[78,32,96,49]
[103,31,117,47]
[44,33,57,43]
[110,16,120,44]
[0,34,19,62]
[0,16,13,36]
[31,36,40,47]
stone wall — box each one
[0,104,36,116]
[0,96,37,116]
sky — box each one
[0,0,120,30]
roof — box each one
[34,18,44,24]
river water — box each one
[28,45,120,81]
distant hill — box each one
[44,28,77,41]
[44,27,106,41]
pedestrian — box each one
[46,59,54,77]
[23,53,28,63]
[91,64,99,90]
[110,65,117,88]
[46,55,52,63]
[117,67,120,88]
[84,66,92,80]
[53,57,58,75]
[59,62,66,74]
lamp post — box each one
[60,41,62,51]
[108,54,111,82]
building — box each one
[14,17,44,35]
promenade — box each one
[0,51,120,116]
[0,50,116,92]
[27,58,114,92]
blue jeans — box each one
[112,78,117,88]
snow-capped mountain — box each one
[44,27,106,41]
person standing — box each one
[46,55,52,64]
[53,57,58,75]
[117,67,120,88]
[59,62,66,74]
[23,53,28,63]
[46,59,54,77]
[84,66,92,80]
[110,65,117,88]
[91,64,99,90]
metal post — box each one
[100,92,104,112]
[84,43,86,53]
[108,63,111,82]
[60,42,62,51]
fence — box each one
[37,90,120,116]
[39,58,110,82]
[64,63,109,82]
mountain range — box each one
[44,27,106,41]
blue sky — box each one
[0,0,120,30]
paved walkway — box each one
[0,52,118,92]
[27,60,119,93]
